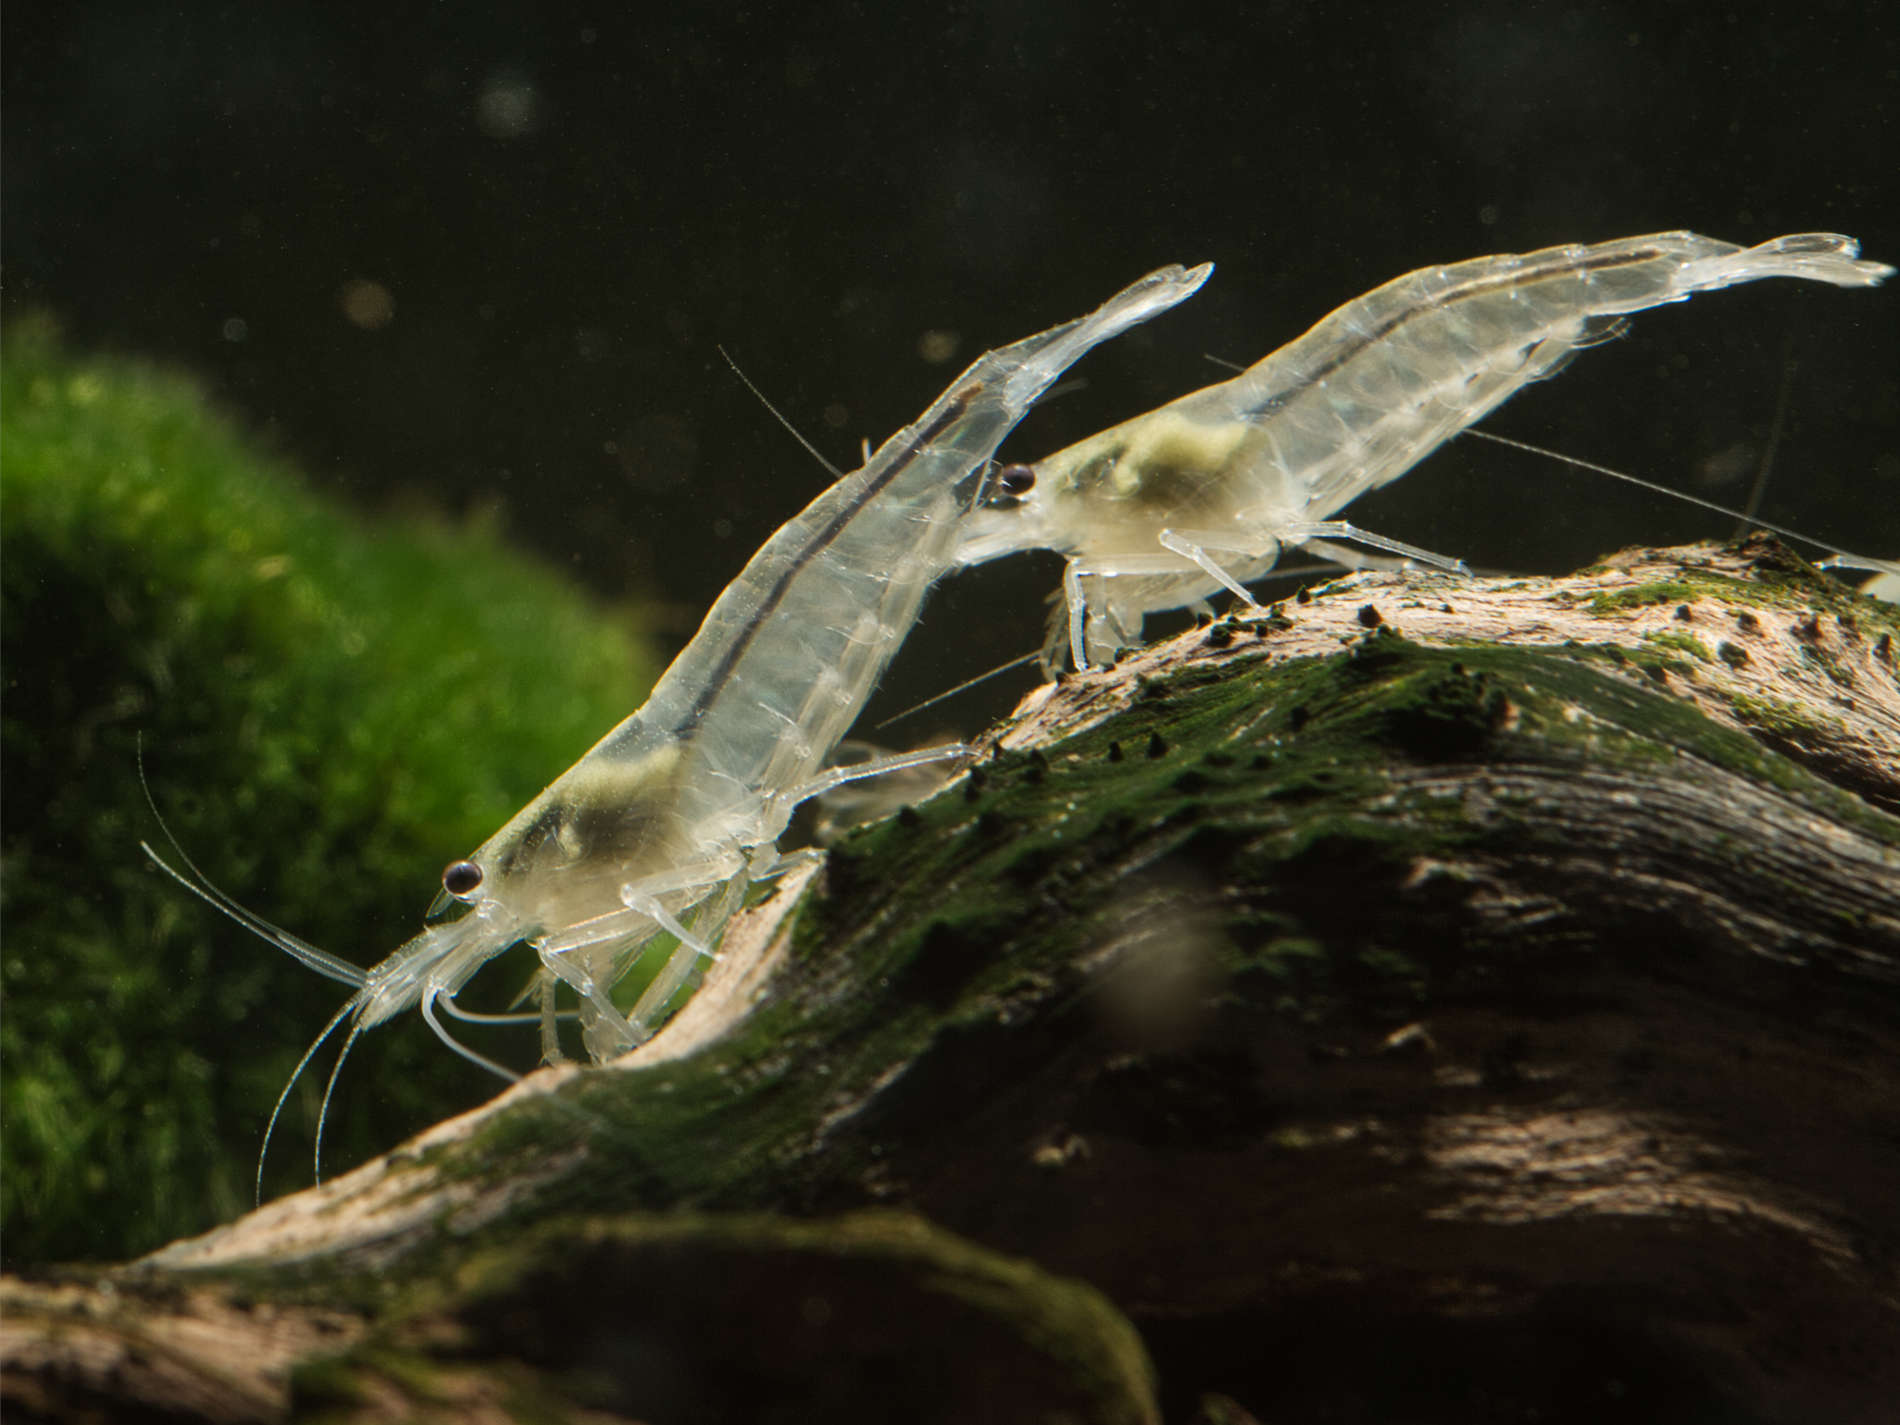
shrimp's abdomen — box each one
[1194,232,1893,520]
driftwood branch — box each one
[7,539,1899,1424]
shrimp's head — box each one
[356,900,526,1028]
[420,739,698,959]
[362,761,685,1029]
[962,410,1263,569]
[958,458,1061,565]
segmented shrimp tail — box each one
[1680,233,1895,292]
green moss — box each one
[1724,691,1840,741]
[1587,579,1706,614]
[1641,630,1714,663]
[0,316,660,1265]
[288,1349,383,1418]
[1582,547,1898,625]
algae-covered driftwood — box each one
[7,540,1899,1424]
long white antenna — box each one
[136,740,369,988]
[1461,428,1900,576]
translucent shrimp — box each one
[147,260,1213,1178]
[955,233,1894,670]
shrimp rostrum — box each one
[955,233,1893,670]
[147,260,1213,1166]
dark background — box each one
[7,0,1898,724]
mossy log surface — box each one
[7,540,1899,1425]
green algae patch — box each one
[1587,578,1707,615]
[1,317,660,1266]
[1583,544,1892,624]
[300,1211,1158,1425]
[1724,691,1844,742]
[1641,630,1714,663]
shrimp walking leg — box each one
[539,979,564,1065]
[618,889,720,962]
[1277,521,1471,573]
[533,854,744,957]
[1160,521,1470,595]
[780,742,973,807]
[1155,529,1272,607]
[1297,538,1446,575]
[619,871,754,1050]
[1062,522,1470,668]
[512,851,741,1052]
[1063,550,1249,670]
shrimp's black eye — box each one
[997,464,1036,496]
[442,860,484,898]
